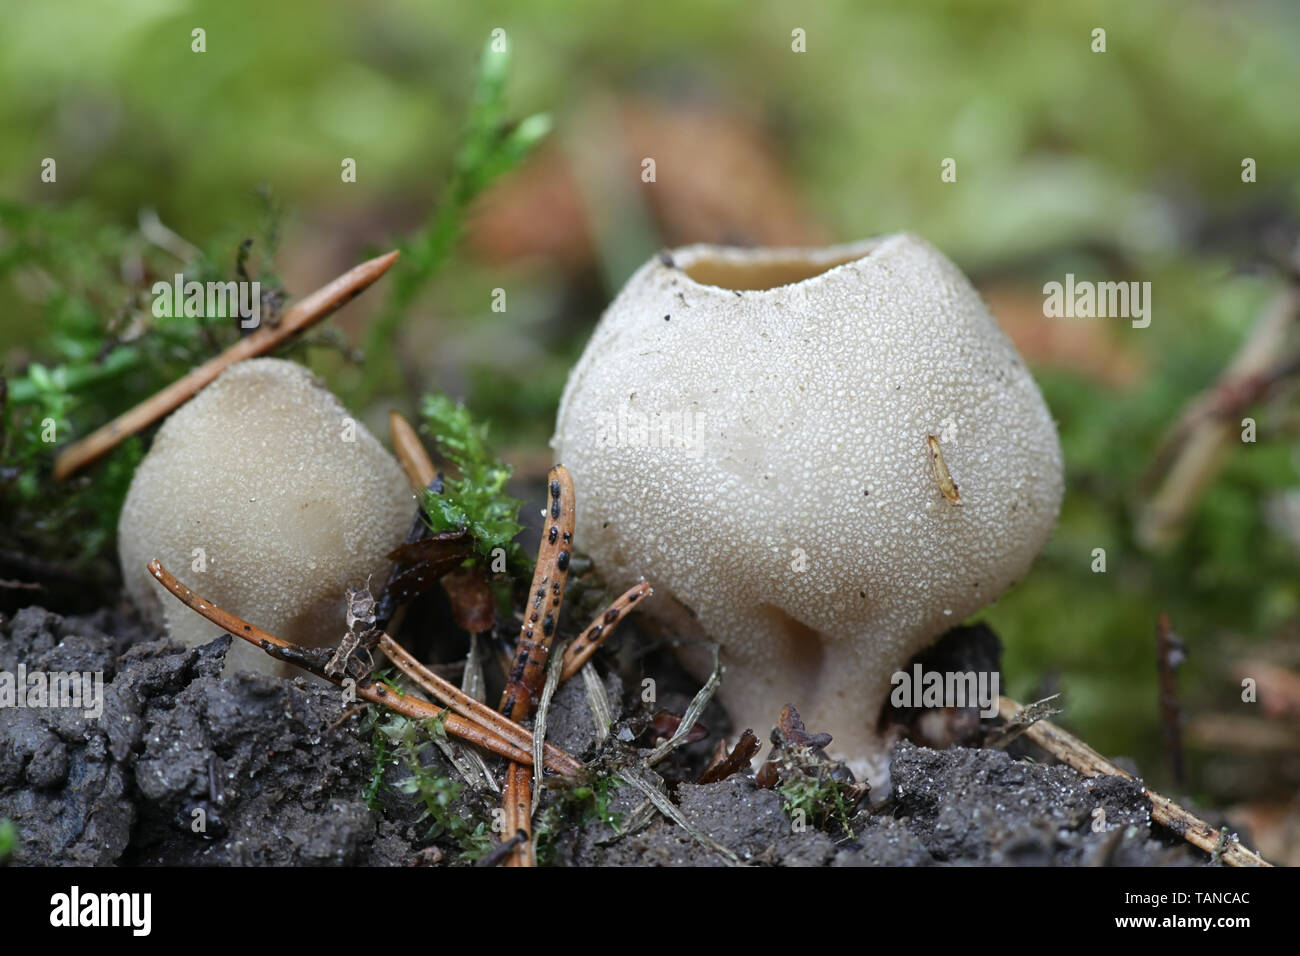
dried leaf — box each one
[697,730,760,785]
[647,709,709,747]
[386,530,470,563]
[441,565,496,633]
[773,703,831,750]
[757,704,834,789]
[325,582,380,680]
[383,532,473,605]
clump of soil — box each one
[556,743,1201,867]
[885,742,1196,866]
[0,605,1216,866]
[0,606,408,865]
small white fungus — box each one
[118,358,414,676]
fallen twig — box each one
[476,828,527,868]
[500,765,532,866]
[1155,612,1187,785]
[997,696,1271,867]
[1137,282,1300,548]
[984,693,1061,749]
[500,466,576,717]
[53,251,400,480]
[390,408,437,488]
[0,579,42,591]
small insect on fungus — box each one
[927,434,961,505]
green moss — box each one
[533,772,625,866]
[0,198,283,577]
[0,818,16,864]
[419,391,527,570]
[766,751,856,839]
[372,709,495,862]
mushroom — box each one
[118,358,414,676]
[553,233,1064,787]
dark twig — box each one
[1156,612,1186,786]
[476,828,528,868]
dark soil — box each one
[0,605,1216,866]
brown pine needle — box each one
[53,251,400,480]
[498,465,576,867]
[388,415,609,865]
[561,580,652,681]
[378,633,581,776]
[146,558,567,771]
[500,465,576,719]
[501,763,535,867]
[389,409,437,489]
[997,696,1271,867]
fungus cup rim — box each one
[666,233,911,296]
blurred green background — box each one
[2,0,1299,850]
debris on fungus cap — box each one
[118,358,414,676]
[553,233,1064,788]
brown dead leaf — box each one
[698,729,760,785]
[386,530,469,564]
[646,709,709,747]
[383,532,473,605]
[441,565,496,634]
